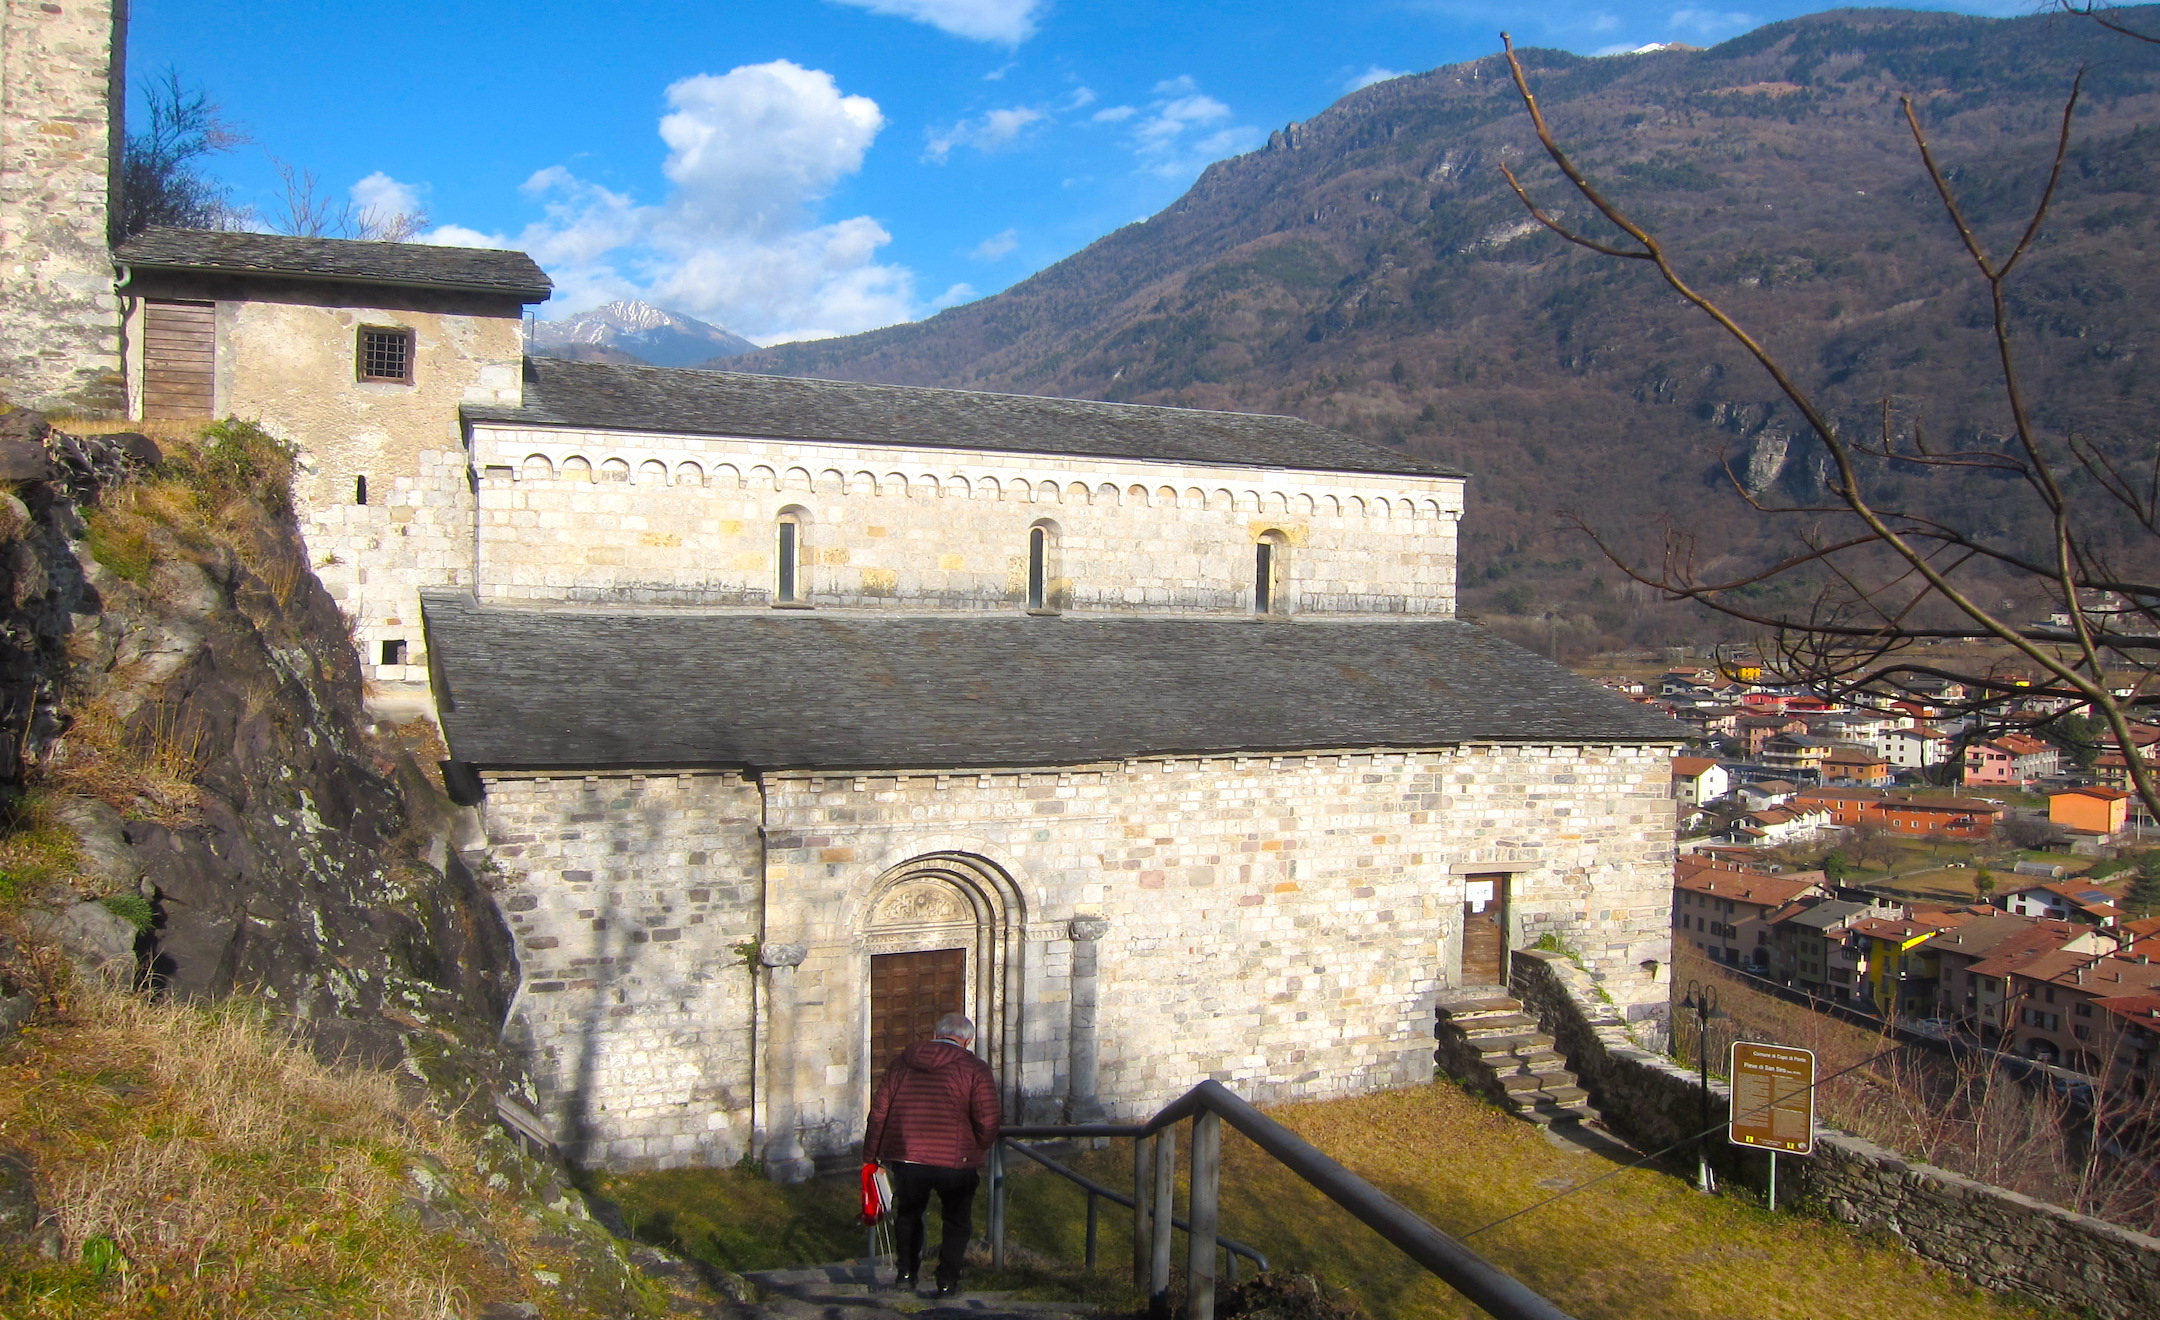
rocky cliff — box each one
[0,411,515,1099]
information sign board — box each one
[1728,1042,1815,1155]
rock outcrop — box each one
[0,412,519,1102]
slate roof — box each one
[116,228,552,300]
[420,596,1678,772]
[461,359,1464,478]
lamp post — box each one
[1680,980,1726,1193]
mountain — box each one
[530,300,755,368]
[734,7,2160,652]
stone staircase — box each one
[1434,991,1596,1126]
[735,1261,1102,1319]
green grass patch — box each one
[0,793,85,909]
[82,511,155,583]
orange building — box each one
[2049,786,2131,836]
[1792,787,2003,839]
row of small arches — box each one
[502,455,1452,520]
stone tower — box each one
[0,0,125,414]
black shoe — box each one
[935,1278,960,1298]
[893,1272,916,1292]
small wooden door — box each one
[1461,873,1509,987]
[142,300,215,418]
[869,948,967,1077]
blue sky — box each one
[128,0,2034,343]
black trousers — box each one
[889,1161,979,1283]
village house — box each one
[1850,911,1977,1018]
[1672,860,1825,971]
[1791,787,2003,840]
[1761,734,1846,779]
[1767,898,1872,1001]
[1736,714,1809,757]
[2050,786,2132,837]
[1735,778,1799,812]
[1670,756,1729,808]
[1719,801,1833,847]
[1819,745,1892,788]
[1924,914,2087,1033]
[1881,725,1953,770]
[1994,949,2160,1070]
[1963,733,2059,788]
[2000,878,2127,927]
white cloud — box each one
[826,0,1044,44]
[970,228,1019,261]
[928,282,978,310]
[1091,104,1137,123]
[481,60,918,343]
[1121,81,1261,180]
[924,105,1047,162]
[1344,65,1409,93]
[1668,7,1757,37]
[352,171,423,220]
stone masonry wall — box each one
[468,424,1463,617]
[1511,950,2160,1320]
[480,743,1671,1171]
[0,0,123,412]
[125,282,526,705]
[484,772,765,1169]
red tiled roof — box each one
[2090,994,2160,1024]
[1672,756,1720,777]
[1673,866,1826,908]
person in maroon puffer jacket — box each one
[863,1012,1003,1296]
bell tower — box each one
[0,0,127,414]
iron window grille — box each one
[357,326,415,383]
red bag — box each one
[859,1161,894,1224]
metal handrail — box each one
[993,1080,1577,1320]
[997,1135,1270,1277]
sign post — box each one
[1728,1042,1815,1211]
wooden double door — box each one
[869,947,968,1077]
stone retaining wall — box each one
[1511,948,2160,1319]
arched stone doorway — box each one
[861,853,1023,1108]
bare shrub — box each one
[1673,948,2160,1233]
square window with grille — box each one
[357,326,414,383]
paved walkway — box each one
[738,1260,1105,1319]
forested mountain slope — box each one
[736,7,2160,646]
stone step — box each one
[1437,995,1522,1018]
[1469,1032,1550,1057]
[1500,1072,1550,1093]
[1513,1098,1594,1126]
[741,1262,1097,1319]
[1513,1047,1565,1066]
[1533,1083,1591,1104]
[1460,1013,1539,1035]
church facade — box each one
[8,3,1678,1173]
[113,233,1679,1176]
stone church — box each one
[3,0,1678,1175]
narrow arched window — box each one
[1027,526,1047,610]
[776,516,800,604]
[1254,541,1276,614]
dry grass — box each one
[607,1081,2066,1320]
[1015,1085,2064,1320]
[0,987,668,1320]
[41,693,205,826]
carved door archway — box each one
[861,854,1023,1110]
